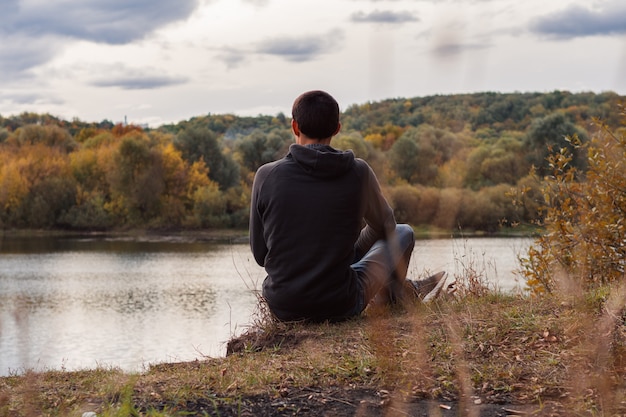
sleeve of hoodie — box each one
[355,160,397,253]
[249,165,269,267]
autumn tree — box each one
[521,113,626,293]
[10,124,77,152]
[388,125,462,185]
[465,134,529,189]
[158,143,214,226]
[0,147,30,226]
[332,131,370,159]
[0,143,74,228]
[234,128,291,175]
[62,136,118,229]
[106,132,164,224]
[174,126,240,189]
[388,184,440,226]
[388,135,422,183]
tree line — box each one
[0,90,623,232]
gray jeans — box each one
[347,224,415,317]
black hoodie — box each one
[249,143,396,321]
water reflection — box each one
[0,234,530,376]
[0,236,263,376]
[411,237,532,292]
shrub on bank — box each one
[521,114,626,293]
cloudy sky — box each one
[1,0,625,127]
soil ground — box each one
[166,387,565,417]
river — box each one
[0,234,532,376]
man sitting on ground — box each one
[249,90,445,322]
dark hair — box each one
[291,90,340,139]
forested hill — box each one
[342,90,622,132]
[0,91,624,233]
[157,90,622,136]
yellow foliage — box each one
[160,143,189,199]
[158,143,214,195]
[438,151,469,188]
[0,144,71,213]
[364,133,384,149]
[70,148,106,190]
[521,115,626,293]
[187,160,212,199]
[192,182,227,227]
[0,155,29,212]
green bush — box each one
[192,184,228,228]
[61,191,113,230]
[24,176,77,228]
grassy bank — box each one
[1,285,624,417]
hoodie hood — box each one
[288,143,355,179]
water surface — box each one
[0,236,264,376]
[0,235,530,376]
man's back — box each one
[250,144,368,321]
[249,90,411,323]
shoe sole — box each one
[422,271,447,303]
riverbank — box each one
[1,287,624,417]
[0,223,542,243]
[0,228,251,244]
